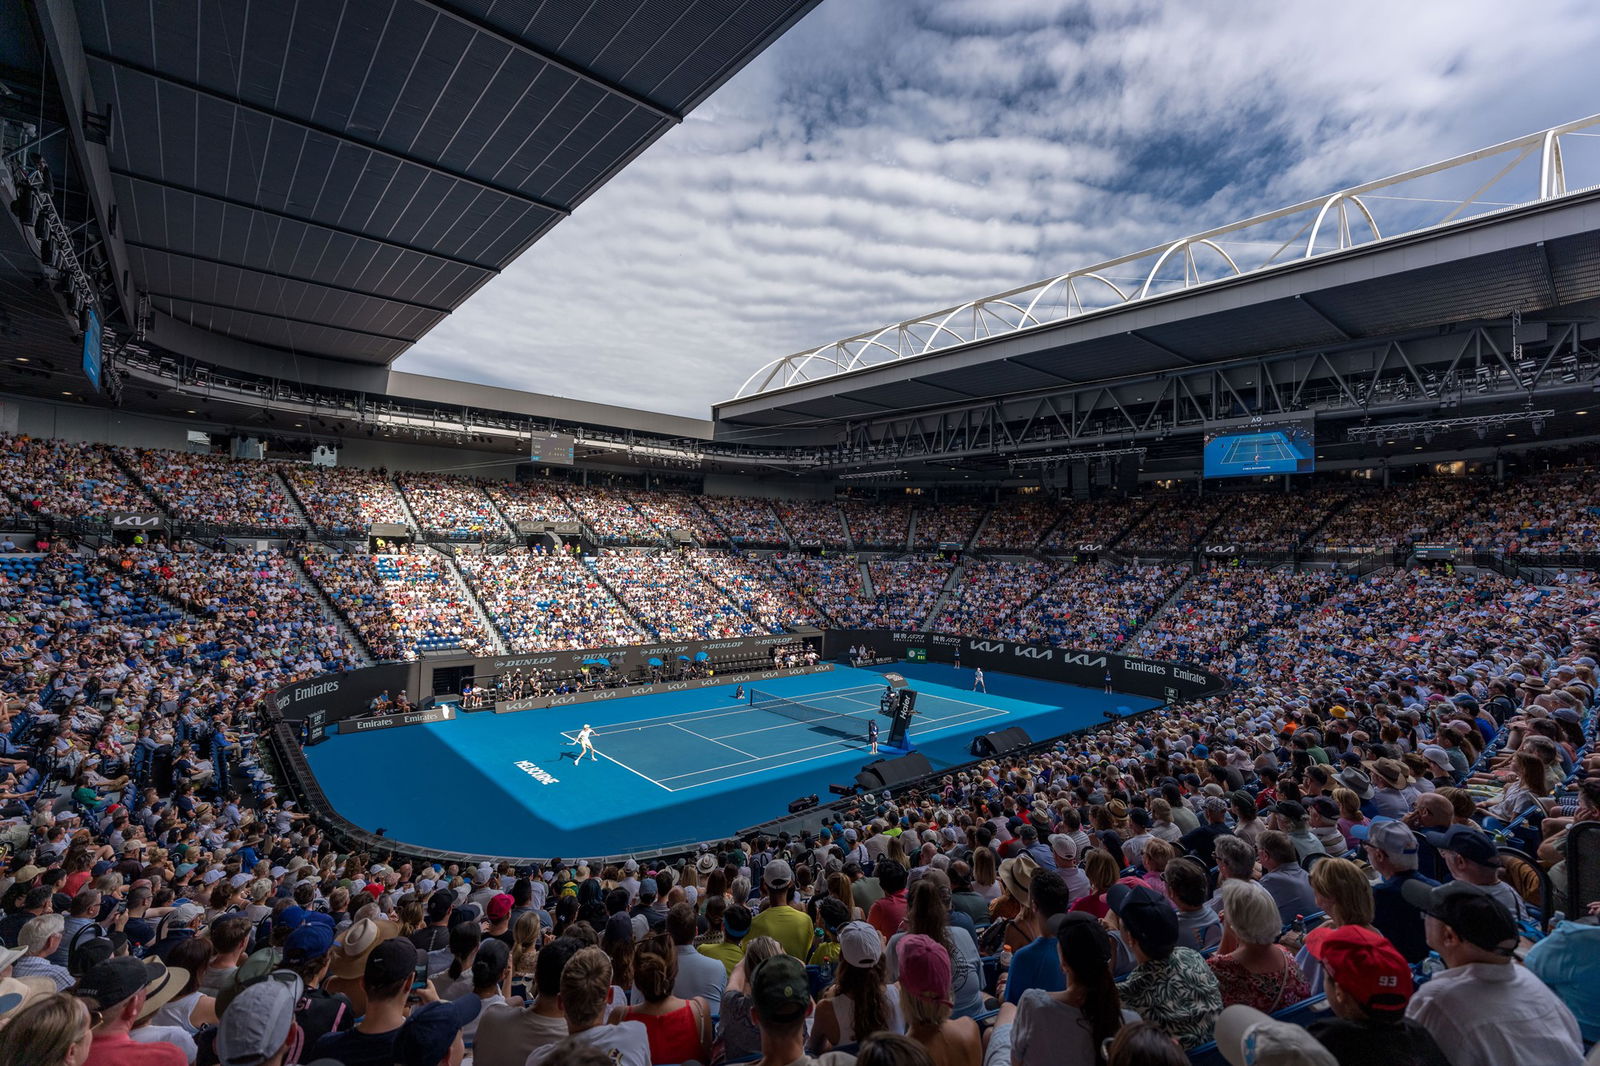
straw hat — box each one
[329,918,400,981]
[135,960,190,1022]
[997,853,1039,902]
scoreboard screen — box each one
[530,431,575,466]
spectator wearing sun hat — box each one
[1213,1003,1337,1066]
[213,974,302,1066]
[310,935,420,1066]
[1401,880,1583,1066]
[1300,924,1449,1066]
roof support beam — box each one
[84,50,572,218]
[148,292,418,344]
[1294,293,1353,340]
[111,169,501,275]
[408,0,683,125]
[124,238,455,314]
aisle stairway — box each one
[423,545,509,655]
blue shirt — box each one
[1524,920,1600,1043]
[1005,934,1064,1004]
[1373,870,1437,963]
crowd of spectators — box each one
[975,499,1061,551]
[1131,568,1340,668]
[0,436,152,520]
[2,443,1600,1066]
[280,465,409,535]
[841,501,912,550]
[1312,479,1490,553]
[697,497,788,548]
[625,493,721,544]
[303,549,494,658]
[774,501,849,548]
[912,504,986,551]
[116,449,304,530]
[1039,497,1151,553]
[1120,493,1235,554]
[1457,467,1600,554]
[561,486,662,545]
[592,550,777,640]
[1204,487,1352,552]
[928,559,1059,636]
[457,548,646,651]
[863,557,955,631]
[683,550,824,631]
[769,553,870,627]
[395,474,508,540]
[481,480,581,530]
[1000,562,1188,649]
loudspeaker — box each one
[1118,454,1140,493]
[970,726,1032,758]
[854,751,933,791]
[788,794,819,814]
[828,783,856,797]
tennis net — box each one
[747,685,883,730]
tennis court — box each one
[304,662,1157,856]
[1220,431,1296,464]
[564,682,1008,792]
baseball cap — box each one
[1214,1004,1338,1066]
[215,975,303,1066]
[723,905,752,940]
[838,921,883,969]
[1047,834,1078,860]
[74,956,156,1008]
[1400,879,1518,954]
[486,893,514,921]
[1422,824,1498,867]
[763,859,794,890]
[639,877,659,897]
[750,953,811,1023]
[1106,883,1179,957]
[1354,820,1419,865]
[896,933,952,1008]
[1268,800,1306,823]
[1304,925,1412,1014]
[1202,795,1229,815]
[394,995,482,1066]
[283,922,335,964]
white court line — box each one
[655,703,1008,786]
[663,706,1011,790]
[671,721,751,758]
[557,730,675,792]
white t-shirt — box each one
[525,1020,652,1066]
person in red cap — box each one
[482,893,515,946]
[1301,924,1449,1066]
[896,933,979,1066]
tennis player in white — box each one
[973,667,986,693]
[575,723,598,762]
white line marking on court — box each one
[654,704,1008,788]
[671,721,751,758]
[558,730,675,792]
[663,707,1010,790]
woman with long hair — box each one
[1331,787,1367,850]
[710,935,782,1065]
[435,921,482,1000]
[888,876,984,1019]
[1290,857,1377,995]
[1480,748,1551,832]
[148,936,220,1032]
[998,915,1131,1066]
[1068,850,1120,920]
[810,921,905,1053]
[970,847,1000,904]
[699,869,728,914]
[601,913,635,1008]
[896,935,980,1066]
[0,993,93,1066]
[510,910,543,1001]
[625,932,711,1065]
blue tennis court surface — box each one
[1221,432,1294,464]
[304,663,1157,856]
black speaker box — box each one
[854,751,933,791]
[971,726,1032,757]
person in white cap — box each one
[808,920,903,1053]
[214,974,303,1066]
[747,860,811,960]
[1214,1004,1337,1066]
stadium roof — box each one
[718,115,1600,432]
[3,0,820,376]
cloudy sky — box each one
[397,0,1600,417]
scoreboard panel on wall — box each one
[530,431,576,466]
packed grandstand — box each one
[0,432,1597,1065]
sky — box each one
[397,0,1600,418]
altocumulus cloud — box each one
[398,0,1600,417]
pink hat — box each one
[896,933,951,1008]
[486,893,514,921]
